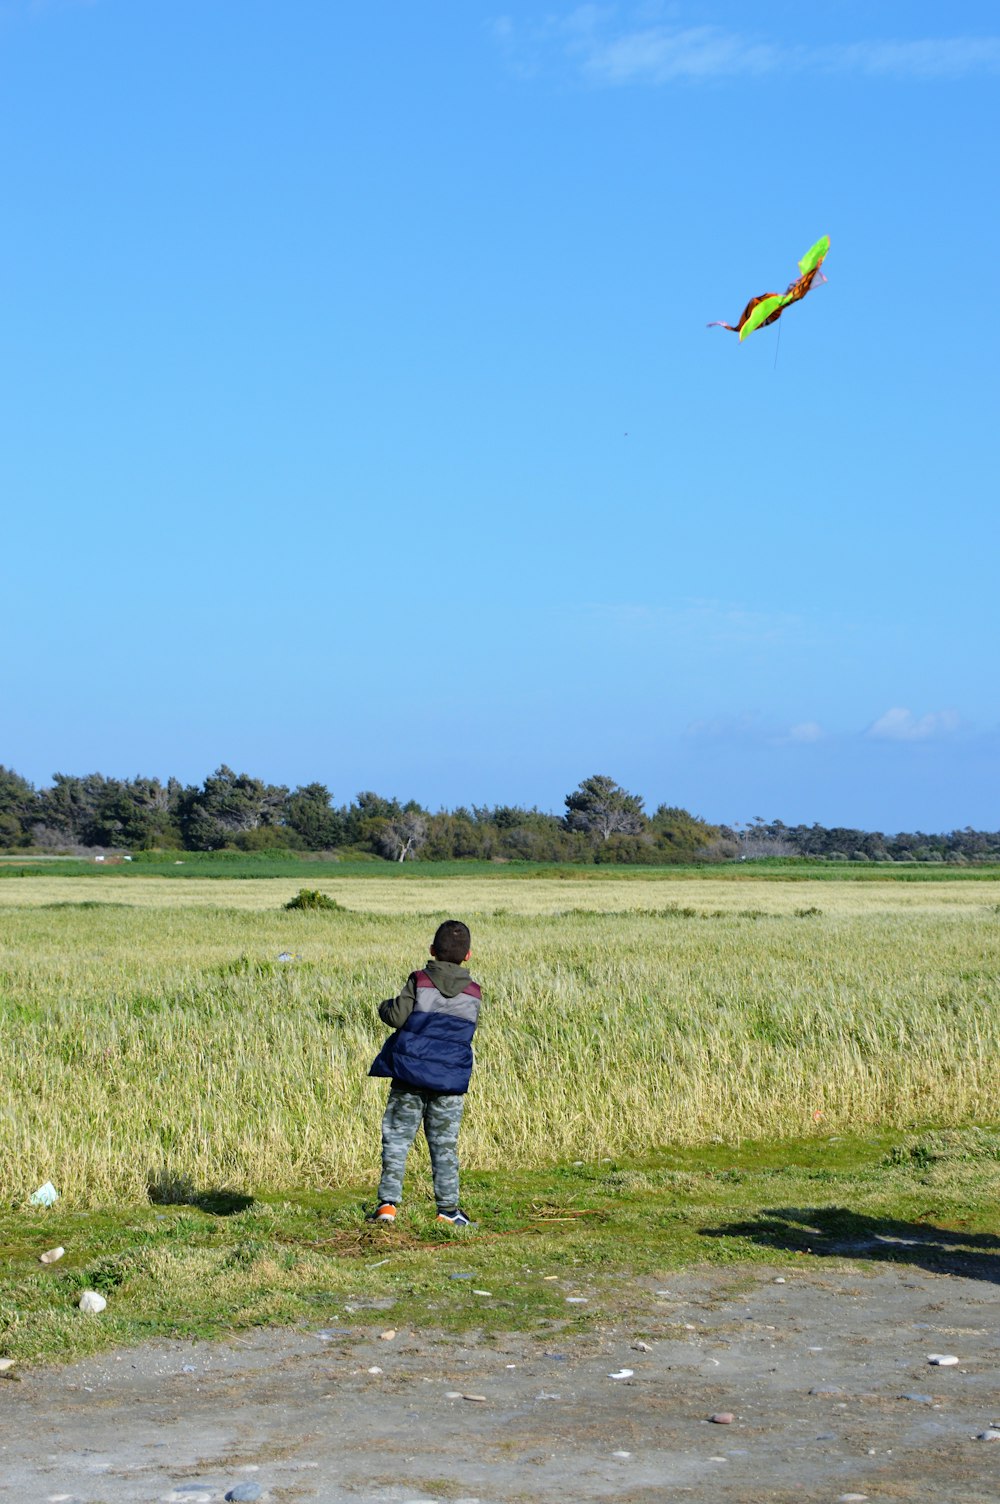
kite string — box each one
[773,316,783,371]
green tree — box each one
[35,773,109,846]
[184,766,288,850]
[0,766,37,846]
[564,774,646,841]
[91,777,184,849]
[285,784,345,849]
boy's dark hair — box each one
[432,919,471,964]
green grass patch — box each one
[4,1128,1000,1368]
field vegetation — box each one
[2,872,999,1210]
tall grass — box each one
[2,877,999,1205]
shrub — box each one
[284,888,343,911]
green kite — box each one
[709,236,830,342]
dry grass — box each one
[2,876,999,1205]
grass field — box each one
[2,871,999,1208]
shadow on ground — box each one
[701,1205,1000,1283]
[147,1170,255,1216]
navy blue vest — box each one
[370,970,481,1095]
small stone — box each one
[977,1429,1000,1442]
[772,1276,786,1283]
[565,1296,588,1304]
[608,1369,634,1380]
[0,1359,15,1372]
[463,1394,487,1402]
[710,1412,734,1425]
[928,1354,959,1366]
[612,1450,631,1458]
[899,1393,934,1404]
[40,1247,65,1264]
[472,1290,492,1296]
[367,1365,383,1374]
[448,1272,474,1280]
[837,1496,869,1502]
[809,1386,844,1396]
[379,1329,396,1340]
[445,1391,463,1398]
[225,1486,264,1503]
[632,1341,652,1351]
[78,1290,107,1314]
[182,1364,196,1374]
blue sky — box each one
[2,0,997,830]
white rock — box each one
[40,1247,65,1264]
[472,1290,492,1296]
[379,1329,396,1340]
[565,1296,588,1304]
[78,1290,107,1314]
[445,1391,463,1398]
[367,1365,383,1374]
[612,1450,632,1458]
[632,1341,652,1351]
[773,1276,786,1284]
[928,1354,959,1366]
[0,1358,15,1372]
[977,1429,1000,1441]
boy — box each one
[369,919,480,1227]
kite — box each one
[709,235,830,342]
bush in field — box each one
[284,888,343,911]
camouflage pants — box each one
[378,1083,465,1212]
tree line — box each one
[0,765,996,864]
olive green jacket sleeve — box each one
[378,972,417,1029]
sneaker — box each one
[369,1203,396,1223]
[436,1208,473,1227]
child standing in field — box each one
[368,919,481,1227]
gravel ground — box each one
[2,1264,999,1504]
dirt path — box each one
[3,1264,999,1504]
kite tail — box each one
[706,321,738,332]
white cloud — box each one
[787,720,825,743]
[493,9,1000,85]
[866,707,960,742]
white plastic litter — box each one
[928,1354,959,1366]
[608,1369,634,1380]
[29,1182,59,1207]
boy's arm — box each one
[378,972,418,1028]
